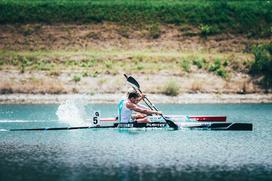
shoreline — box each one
[0,93,271,104]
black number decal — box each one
[95,112,99,116]
[93,117,98,124]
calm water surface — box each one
[0,104,272,181]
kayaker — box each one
[118,91,162,123]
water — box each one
[0,103,272,181]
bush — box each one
[209,58,221,72]
[73,75,81,82]
[223,60,229,67]
[36,61,53,71]
[216,68,227,79]
[193,58,205,69]
[162,80,180,96]
[92,72,98,77]
[87,59,97,67]
[82,72,89,77]
[180,58,191,73]
[209,58,228,78]
[104,60,113,69]
[200,24,219,37]
[20,63,25,73]
[136,64,144,70]
[251,44,272,88]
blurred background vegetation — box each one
[0,0,271,37]
[0,0,271,94]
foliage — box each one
[162,80,180,96]
[82,72,89,77]
[209,58,228,79]
[193,58,205,69]
[209,58,222,72]
[216,68,227,79]
[92,71,98,78]
[223,60,229,67]
[104,60,113,69]
[136,64,144,70]
[200,24,219,37]
[36,61,53,71]
[251,44,272,88]
[72,75,81,82]
[0,0,271,36]
[180,58,191,73]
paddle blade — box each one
[165,119,179,130]
[124,74,140,89]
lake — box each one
[0,103,272,181]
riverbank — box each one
[0,93,271,104]
[1,23,271,95]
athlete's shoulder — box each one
[126,101,136,109]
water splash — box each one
[56,98,91,126]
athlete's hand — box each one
[156,111,163,115]
[138,93,145,101]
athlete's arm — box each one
[135,93,145,103]
[126,102,162,115]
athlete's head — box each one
[128,92,140,103]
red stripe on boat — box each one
[189,116,226,122]
[100,116,226,122]
[100,118,117,122]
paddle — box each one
[124,74,178,129]
[124,75,153,110]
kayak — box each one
[8,121,252,131]
[6,114,252,131]
[2,109,252,131]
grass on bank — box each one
[0,49,253,79]
[0,0,271,37]
[1,47,270,95]
[0,78,65,94]
[161,80,180,96]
